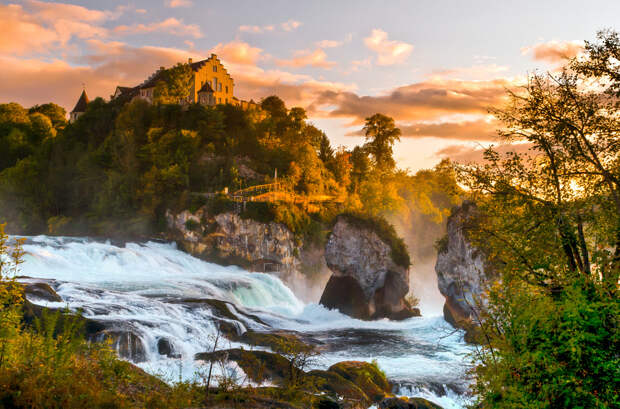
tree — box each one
[29,103,67,128]
[362,113,401,172]
[459,30,620,408]
[153,63,193,104]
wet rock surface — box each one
[435,201,495,342]
[320,216,419,320]
[379,396,443,409]
[167,209,300,273]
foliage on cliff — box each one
[0,87,460,263]
[338,212,411,268]
[460,30,620,408]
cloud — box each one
[280,19,302,32]
[399,119,499,141]
[212,41,264,65]
[165,0,193,7]
[316,40,343,48]
[0,1,111,55]
[436,142,533,163]
[429,64,510,81]
[238,19,302,34]
[314,77,512,124]
[114,17,203,38]
[277,49,336,69]
[364,29,413,65]
[521,40,584,64]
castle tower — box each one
[69,89,89,122]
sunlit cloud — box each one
[316,40,343,48]
[364,29,413,66]
[281,19,302,32]
[114,17,203,38]
[436,142,533,163]
[212,41,264,65]
[165,0,193,8]
[277,48,336,69]
[0,1,112,55]
[521,40,584,64]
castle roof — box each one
[71,90,89,113]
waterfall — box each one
[15,235,472,409]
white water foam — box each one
[14,236,472,408]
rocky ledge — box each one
[167,209,300,273]
[435,201,495,342]
[320,215,420,320]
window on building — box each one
[225,98,228,104]
[212,78,217,90]
[225,85,229,93]
[218,97,221,104]
[218,83,222,92]
[213,65,217,72]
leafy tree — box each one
[154,63,193,104]
[362,113,401,172]
[460,30,620,408]
[28,103,67,128]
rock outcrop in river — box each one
[320,215,420,320]
[167,209,300,273]
[435,201,495,342]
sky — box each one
[2,0,619,172]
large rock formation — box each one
[320,216,419,320]
[167,209,300,273]
[435,201,495,341]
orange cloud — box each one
[277,49,336,69]
[114,17,203,38]
[0,1,111,55]
[364,29,413,65]
[165,0,193,7]
[212,41,264,65]
[315,78,512,123]
[521,40,584,64]
[436,142,533,163]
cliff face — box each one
[320,217,419,320]
[435,201,494,341]
[166,209,299,273]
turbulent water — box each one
[14,236,472,409]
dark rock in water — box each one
[320,216,419,320]
[320,275,368,319]
[435,201,496,343]
[195,348,295,384]
[100,330,146,363]
[379,397,443,409]
[157,338,176,357]
[23,281,62,302]
[327,361,391,403]
[316,397,343,409]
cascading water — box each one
[15,235,472,409]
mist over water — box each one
[15,236,472,409]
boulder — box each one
[379,397,443,409]
[98,330,147,363]
[320,216,419,320]
[23,281,63,302]
[435,201,495,342]
[327,361,391,403]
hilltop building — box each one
[69,89,89,122]
[112,54,259,109]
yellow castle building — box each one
[112,54,258,109]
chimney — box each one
[159,66,165,71]
[188,58,193,64]
[211,53,217,59]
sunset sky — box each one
[2,0,619,171]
